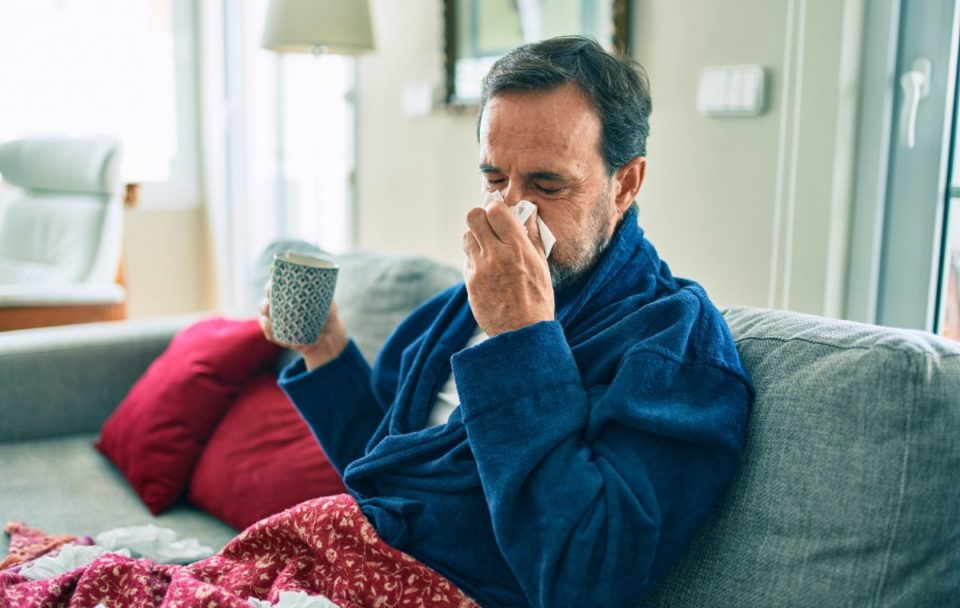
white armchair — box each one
[0,136,127,330]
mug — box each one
[269,251,339,345]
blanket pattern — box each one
[0,522,90,572]
[0,494,479,608]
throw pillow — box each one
[96,318,282,514]
[188,372,346,530]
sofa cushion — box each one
[0,434,237,555]
[96,318,282,515]
[334,251,463,362]
[642,307,960,607]
[188,372,346,530]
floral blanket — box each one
[0,494,479,608]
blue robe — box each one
[279,207,753,607]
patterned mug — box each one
[269,251,339,345]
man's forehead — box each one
[482,84,598,125]
[479,84,602,164]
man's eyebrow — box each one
[479,164,566,181]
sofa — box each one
[1,249,957,607]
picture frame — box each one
[442,0,632,110]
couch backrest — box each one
[332,250,463,362]
[643,306,960,607]
[252,241,462,366]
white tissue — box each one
[20,544,132,581]
[95,524,213,564]
[247,590,341,608]
[483,190,556,258]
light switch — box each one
[697,65,766,116]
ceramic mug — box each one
[269,251,339,345]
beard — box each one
[548,184,615,291]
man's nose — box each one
[501,186,531,207]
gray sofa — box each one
[1,250,958,607]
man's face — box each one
[478,83,621,289]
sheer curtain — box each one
[200,0,356,314]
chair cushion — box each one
[642,307,960,607]
[0,256,70,285]
[0,194,119,283]
[188,372,346,530]
[96,318,282,515]
[0,137,121,195]
[0,283,125,306]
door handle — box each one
[899,58,932,149]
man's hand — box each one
[259,280,349,371]
[462,199,554,335]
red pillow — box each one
[188,372,346,530]
[96,318,282,514]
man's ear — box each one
[613,156,646,214]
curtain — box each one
[199,0,356,315]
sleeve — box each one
[278,340,383,476]
[451,320,751,607]
[278,284,464,476]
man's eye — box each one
[486,178,506,185]
[536,185,560,195]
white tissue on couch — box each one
[95,524,213,564]
[247,590,341,608]
[19,544,131,581]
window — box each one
[0,0,195,205]
[208,0,356,312]
[846,0,960,336]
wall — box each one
[633,0,864,314]
[355,0,481,265]
[355,0,866,316]
[124,206,211,318]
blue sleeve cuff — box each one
[279,340,369,389]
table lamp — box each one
[261,0,375,55]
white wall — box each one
[124,206,212,318]
[633,0,864,314]
[355,0,866,317]
[355,0,480,266]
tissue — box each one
[483,190,556,258]
[247,590,341,608]
[95,524,213,564]
[20,545,132,581]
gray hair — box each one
[478,35,652,175]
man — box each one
[261,36,752,608]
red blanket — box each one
[0,494,479,608]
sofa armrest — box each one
[0,314,202,443]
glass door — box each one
[848,0,960,336]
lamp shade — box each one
[261,0,374,55]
